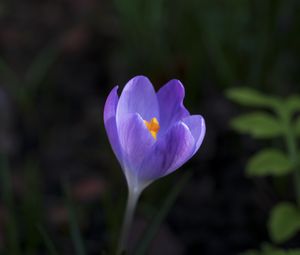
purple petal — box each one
[182,115,206,155]
[138,122,195,181]
[103,86,122,162]
[116,76,159,125]
[118,113,156,178]
[157,79,189,136]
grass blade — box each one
[133,172,191,255]
[0,153,21,255]
[22,159,43,254]
[64,182,87,255]
[25,43,60,90]
[37,225,59,255]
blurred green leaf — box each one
[285,95,300,115]
[226,88,280,108]
[241,251,260,255]
[114,0,168,72]
[278,251,300,255]
[247,0,270,88]
[268,202,300,243]
[246,149,293,177]
[230,112,283,138]
[199,13,236,87]
[241,245,300,255]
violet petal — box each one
[118,113,156,179]
[183,115,206,155]
[138,122,195,181]
[157,79,189,136]
[116,76,159,125]
[103,86,122,162]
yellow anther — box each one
[144,117,160,139]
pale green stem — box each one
[118,189,141,255]
[285,127,300,207]
[280,110,300,206]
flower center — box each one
[144,117,160,139]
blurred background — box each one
[0,0,299,254]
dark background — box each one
[0,0,299,254]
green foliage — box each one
[285,96,300,116]
[0,44,60,254]
[268,202,300,243]
[246,149,293,177]
[241,243,300,255]
[230,112,283,138]
[228,87,300,249]
[0,42,60,109]
[113,0,168,73]
[226,88,279,108]
[294,116,300,136]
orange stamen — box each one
[144,117,160,139]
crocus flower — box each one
[104,75,205,192]
[104,75,205,253]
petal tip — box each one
[162,79,186,99]
[117,75,159,122]
[134,74,149,79]
[104,86,119,122]
[127,75,152,86]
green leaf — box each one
[230,112,283,138]
[268,202,300,243]
[262,250,300,255]
[226,87,280,107]
[285,95,300,115]
[241,243,300,255]
[270,250,300,255]
[240,250,260,255]
[246,149,293,177]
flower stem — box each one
[285,127,300,206]
[118,189,141,255]
[280,110,300,206]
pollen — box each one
[144,117,160,139]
